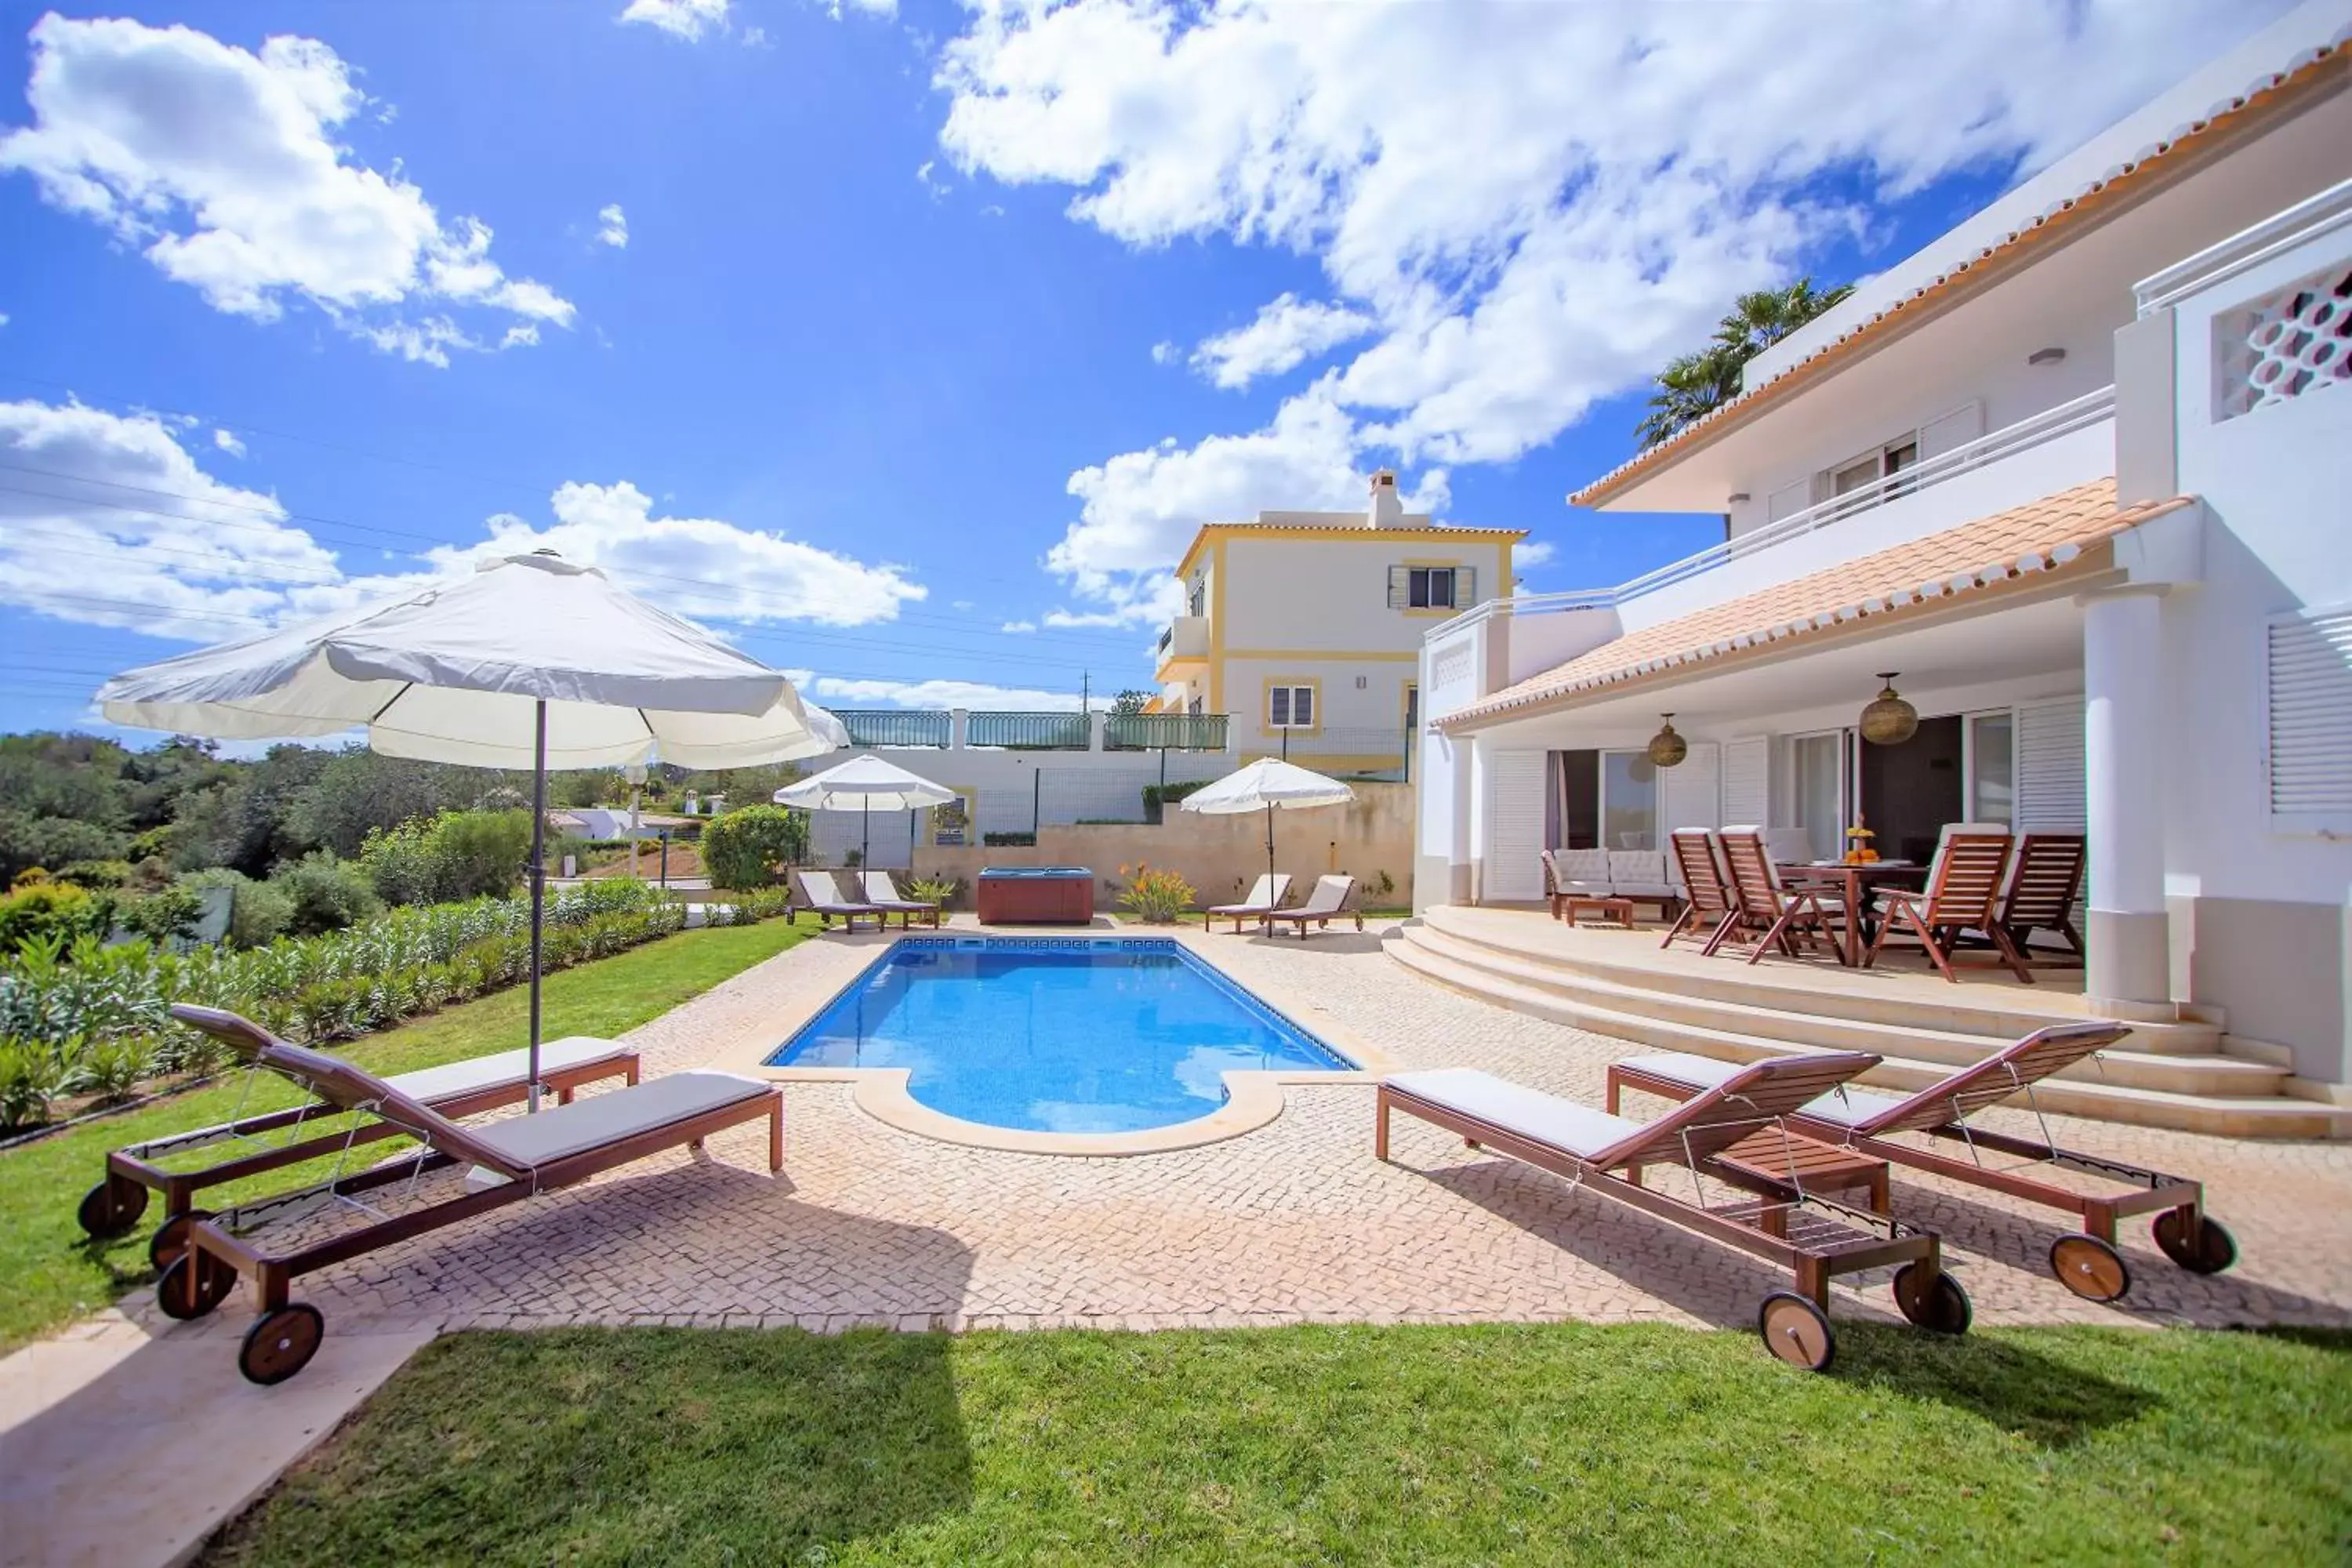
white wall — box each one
[2161,219,2352,907]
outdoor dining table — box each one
[1776,862,1929,968]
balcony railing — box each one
[966,710,1092,750]
[832,710,954,748]
[1424,384,2119,643]
[1105,712,1229,751]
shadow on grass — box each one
[1829,1323,2156,1448]
[2234,1323,2352,1355]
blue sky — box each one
[0,0,2289,740]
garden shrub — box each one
[115,884,205,946]
[360,809,532,906]
[701,806,809,891]
[180,868,295,948]
[0,881,114,956]
[0,1036,69,1131]
[273,851,383,936]
[1116,864,1196,924]
[905,877,962,908]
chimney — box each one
[1367,468,1405,529]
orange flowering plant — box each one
[1116,862,1196,924]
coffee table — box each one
[1560,895,1635,929]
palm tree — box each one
[1636,278,1853,448]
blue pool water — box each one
[766,938,1353,1134]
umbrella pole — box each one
[862,800,870,870]
[527,700,547,1112]
[1265,804,1276,935]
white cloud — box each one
[619,0,730,41]
[916,160,950,199]
[0,398,347,641]
[501,323,540,350]
[0,400,931,652]
[830,0,898,17]
[597,203,630,249]
[1150,340,1178,365]
[804,676,1081,711]
[938,0,2286,605]
[0,16,573,365]
[212,428,245,458]
[1191,293,1374,390]
[1000,619,1038,633]
[1515,539,1555,568]
[0,313,9,328]
[1049,382,1449,620]
[439,481,927,628]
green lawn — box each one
[202,1323,2350,1566]
[0,920,805,1352]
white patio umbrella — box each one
[97,550,833,1106]
[774,753,955,869]
[1181,757,1355,910]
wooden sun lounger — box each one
[157,1004,781,1385]
[1378,1052,1972,1370]
[1604,1022,2236,1304]
[1206,873,1292,934]
[1263,874,1362,939]
[78,1034,640,1272]
[860,871,942,928]
[791,869,892,931]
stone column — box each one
[2082,586,2172,1006]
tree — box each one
[1111,690,1152,717]
[1636,278,1853,448]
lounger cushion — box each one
[385,1037,630,1104]
[1615,1052,1905,1131]
[1611,881,1680,900]
[470,1070,772,1171]
[1387,1068,1640,1160]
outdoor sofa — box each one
[1541,848,1681,921]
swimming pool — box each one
[766,938,1354,1134]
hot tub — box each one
[976,866,1095,925]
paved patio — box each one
[110,920,2352,1341]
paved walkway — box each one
[113,923,2352,1339]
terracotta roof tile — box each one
[1570,37,2348,509]
[1441,479,2194,728]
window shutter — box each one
[2268,607,2352,833]
[1454,567,1475,608]
[1481,751,1547,901]
[1294,685,1313,727]
[1269,687,1290,728]
[1388,566,1410,608]
[2016,699,2086,833]
[1721,736,1769,824]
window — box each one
[1601,751,1660,851]
[1187,695,1204,717]
[1832,436,1919,499]
[1388,564,1475,610]
[1791,731,1848,861]
[1965,711,2015,826]
[1268,684,1316,729]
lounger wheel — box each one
[239,1304,324,1386]
[1756,1292,1836,1371]
[77,1178,147,1240]
[2152,1210,2237,1276]
[156,1250,237,1321]
[1892,1263,1973,1335]
[2049,1233,2130,1302]
[148,1209,212,1272]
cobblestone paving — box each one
[128,924,2352,1342]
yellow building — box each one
[1153,470,1522,774]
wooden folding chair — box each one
[1719,829,1847,966]
[1994,833,2088,967]
[1660,830,1741,954]
[1865,832,2029,982]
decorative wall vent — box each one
[1431,644,1474,694]
[2220,263,2351,419]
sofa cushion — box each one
[1552,848,1610,882]
[1607,850,1668,887]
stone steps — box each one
[1388,913,2349,1139]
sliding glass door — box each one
[1600,751,1659,851]
[1790,731,1847,861]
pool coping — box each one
[709,924,1395,1157]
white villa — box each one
[1413,4,2352,1120]
[1152,472,1523,778]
